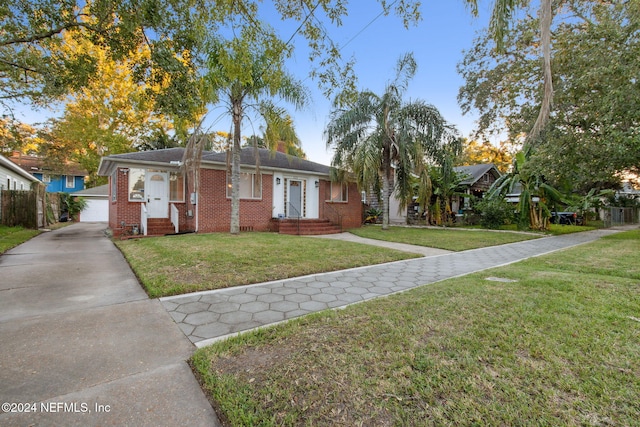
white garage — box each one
[71,184,109,222]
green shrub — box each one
[476,198,513,229]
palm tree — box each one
[325,53,456,230]
[203,30,308,234]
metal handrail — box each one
[287,202,302,235]
[323,202,343,232]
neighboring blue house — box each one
[8,152,86,193]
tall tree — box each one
[245,115,307,158]
[456,139,514,173]
[326,53,457,230]
[0,0,204,112]
[1,0,422,114]
[201,29,308,234]
[459,0,640,191]
[462,0,554,145]
[40,31,176,185]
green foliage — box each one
[459,0,640,191]
[364,207,383,224]
[476,197,513,229]
[607,194,640,208]
[488,150,563,230]
[0,0,207,109]
[61,193,87,221]
[200,27,309,234]
[326,53,456,230]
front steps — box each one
[145,218,176,236]
[279,218,342,235]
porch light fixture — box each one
[315,180,319,188]
[276,178,281,185]
[121,168,129,175]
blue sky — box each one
[16,1,495,166]
[261,1,494,166]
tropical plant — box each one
[425,153,467,226]
[364,207,383,224]
[326,53,456,230]
[488,150,562,230]
[61,194,87,221]
[567,188,614,226]
[200,29,308,234]
[475,197,513,229]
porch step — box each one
[279,219,342,236]
[145,218,175,236]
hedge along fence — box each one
[0,184,60,229]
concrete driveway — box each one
[0,223,220,426]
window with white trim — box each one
[65,175,75,188]
[128,168,145,201]
[111,172,117,201]
[169,171,185,202]
[226,172,262,199]
[42,174,51,183]
[327,182,348,202]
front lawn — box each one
[192,230,640,426]
[115,232,419,298]
[350,225,541,251]
[0,225,40,254]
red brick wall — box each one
[318,180,363,230]
[109,168,145,236]
[196,169,275,233]
[108,167,360,235]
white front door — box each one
[145,172,169,218]
[288,180,302,218]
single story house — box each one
[71,184,109,222]
[8,152,87,193]
[451,164,502,213]
[368,163,502,224]
[1,154,41,191]
[97,147,363,237]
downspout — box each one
[195,188,199,233]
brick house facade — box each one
[98,147,362,237]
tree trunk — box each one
[381,144,392,231]
[528,0,554,143]
[230,99,242,235]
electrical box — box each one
[190,192,197,205]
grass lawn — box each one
[469,223,599,235]
[192,230,640,426]
[349,225,542,251]
[0,225,40,254]
[115,232,419,298]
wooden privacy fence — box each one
[604,207,639,227]
[0,185,60,229]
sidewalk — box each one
[162,227,625,347]
[0,223,220,427]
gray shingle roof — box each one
[98,148,330,176]
[71,184,109,197]
[454,164,500,186]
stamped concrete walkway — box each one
[162,228,625,347]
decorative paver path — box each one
[161,229,620,347]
